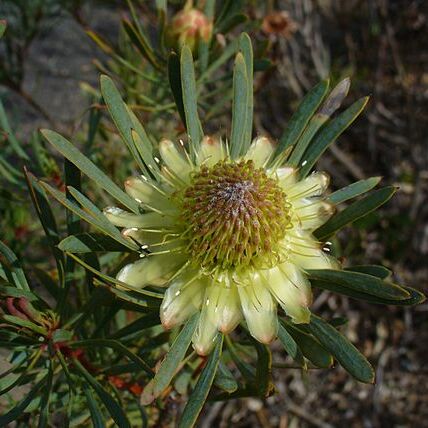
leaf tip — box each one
[99,74,111,88]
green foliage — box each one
[0,2,424,425]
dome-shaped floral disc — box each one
[180,160,291,271]
[104,135,338,355]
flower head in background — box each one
[167,4,212,53]
[105,133,338,355]
[262,11,298,40]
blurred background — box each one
[0,0,427,426]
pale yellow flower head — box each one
[104,135,338,355]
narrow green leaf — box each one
[181,46,203,156]
[198,0,216,72]
[274,79,330,159]
[230,53,248,159]
[67,186,131,243]
[254,342,273,398]
[38,364,54,428]
[215,0,240,27]
[199,38,239,83]
[41,182,138,251]
[215,13,247,34]
[59,233,131,253]
[88,31,160,84]
[0,284,38,301]
[178,335,223,428]
[122,19,161,70]
[314,281,425,306]
[3,315,47,335]
[214,362,237,393]
[329,177,382,204]
[41,129,139,213]
[0,155,22,183]
[0,241,29,290]
[110,313,160,340]
[73,359,131,428]
[308,269,410,300]
[83,384,105,428]
[299,96,369,177]
[345,264,391,279]
[65,159,82,236]
[288,78,350,167]
[0,99,29,160]
[281,321,333,368]
[239,33,253,152]
[314,186,397,240]
[141,314,199,404]
[329,317,349,327]
[0,371,27,395]
[277,322,305,367]
[65,252,163,300]
[225,335,255,380]
[33,268,60,301]
[25,172,65,281]
[0,374,47,425]
[71,339,153,376]
[168,52,187,126]
[308,315,375,383]
[100,75,158,177]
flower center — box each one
[180,160,291,271]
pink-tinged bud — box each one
[5,297,30,320]
[167,8,213,53]
[17,298,42,322]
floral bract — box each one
[105,133,338,355]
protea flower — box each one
[104,132,338,355]
[39,34,424,395]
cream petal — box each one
[159,139,192,181]
[293,200,334,231]
[124,177,172,210]
[264,263,311,324]
[116,253,186,288]
[284,230,339,270]
[275,166,297,187]
[290,247,340,270]
[160,271,205,329]
[214,285,242,334]
[286,172,330,200]
[238,276,278,344]
[197,283,242,334]
[244,136,275,168]
[192,286,219,356]
[104,207,174,228]
[291,250,339,270]
[197,136,226,167]
[122,228,166,246]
